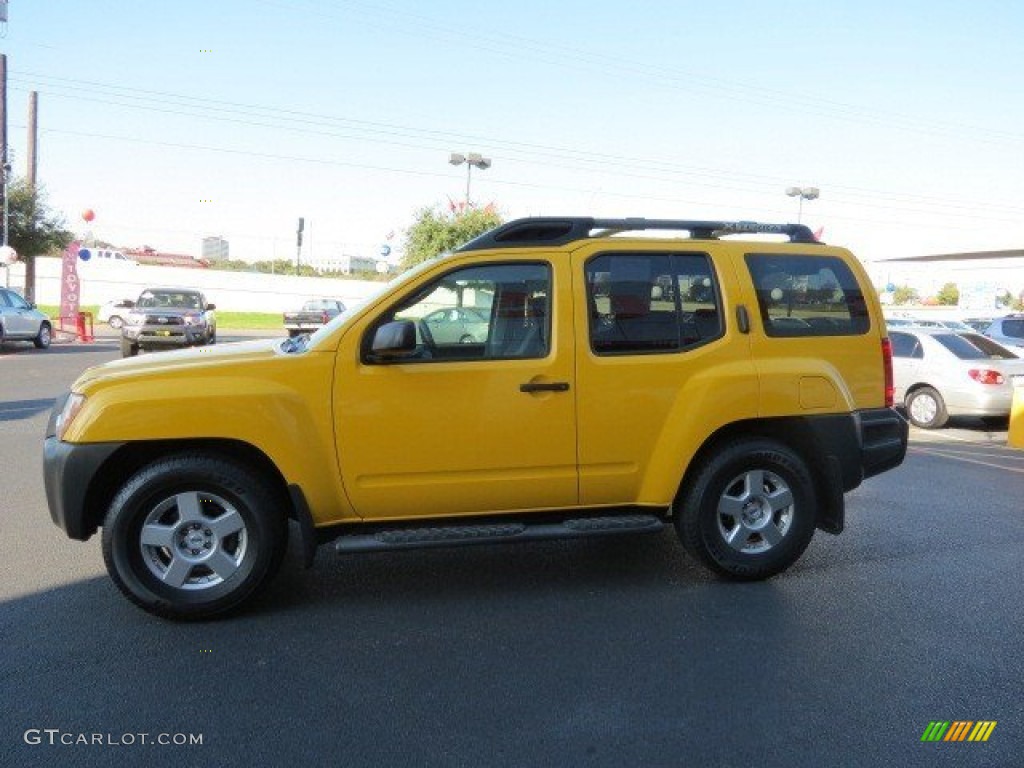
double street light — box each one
[449,152,491,208]
[785,186,819,224]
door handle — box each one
[520,381,570,393]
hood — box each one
[74,338,285,389]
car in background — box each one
[982,314,1024,350]
[0,288,52,349]
[419,306,490,344]
[889,327,1024,428]
[120,287,216,357]
[283,298,346,337]
[963,317,996,333]
[884,317,915,328]
[98,298,136,329]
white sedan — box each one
[98,298,136,329]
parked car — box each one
[0,287,52,349]
[283,298,346,337]
[963,317,996,333]
[120,287,216,357]
[44,216,907,619]
[982,314,1024,350]
[98,298,136,329]
[420,306,490,344]
[889,328,1024,428]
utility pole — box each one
[25,90,38,301]
[1,54,8,250]
[295,217,304,275]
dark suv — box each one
[120,287,216,357]
[984,314,1024,350]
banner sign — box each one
[60,241,81,329]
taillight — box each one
[322,311,329,324]
[968,369,1004,385]
[882,337,894,407]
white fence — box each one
[2,257,385,313]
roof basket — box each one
[457,217,820,252]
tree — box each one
[935,282,959,306]
[402,205,503,269]
[891,285,919,306]
[6,178,74,301]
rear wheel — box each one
[906,386,948,429]
[120,337,139,357]
[33,322,52,349]
[676,439,817,580]
[101,454,288,620]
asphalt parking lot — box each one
[1,337,1022,768]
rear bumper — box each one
[802,408,908,534]
[855,408,910,481]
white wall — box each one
[2,258,385,312]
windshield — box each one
[933,333,988,360]
[960,332,1018,359]
[136,290,203,310]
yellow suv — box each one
[43,217,908,619]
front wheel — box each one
[34,322,52,349]
[120,337,139,357]
[108,315,124,330]
[675,439,817,581]
[101,454,288,620]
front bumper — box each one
[43,396,125,540]
[123,324,208,346]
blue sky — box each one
[3,0,1023,265]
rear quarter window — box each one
[745,253,870,337]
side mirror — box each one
[206,303,217,311]
[371,320,417,359]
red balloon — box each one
[82,208,95,223]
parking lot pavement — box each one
[1,351,1021,768]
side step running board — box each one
[334,514,664,554]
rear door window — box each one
[585,252,723,355]
[745,254,870,337]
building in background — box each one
[127,246,209,269]
[867,249,1024,312]
[202,236,230,262]
[306,253,380,275]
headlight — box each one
[56,393,87,442]
[184,314,200,326]
[126,312,146,326]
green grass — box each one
[38,305,283,330]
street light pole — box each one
[785,186,819,224]
[449,152,492,208]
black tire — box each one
[208,328,217,344]
[906,386,948,429]
[101,453,288,620]
[120,337,139,358]
[108,315,124,330]
[33,322,52,349]
[675,439,817,581]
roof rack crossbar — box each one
[457,217,818,252]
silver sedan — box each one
[0,288,52,349]
[890,328,1024,428]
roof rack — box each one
[457,217,819,252]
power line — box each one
[11,76,1024,219]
